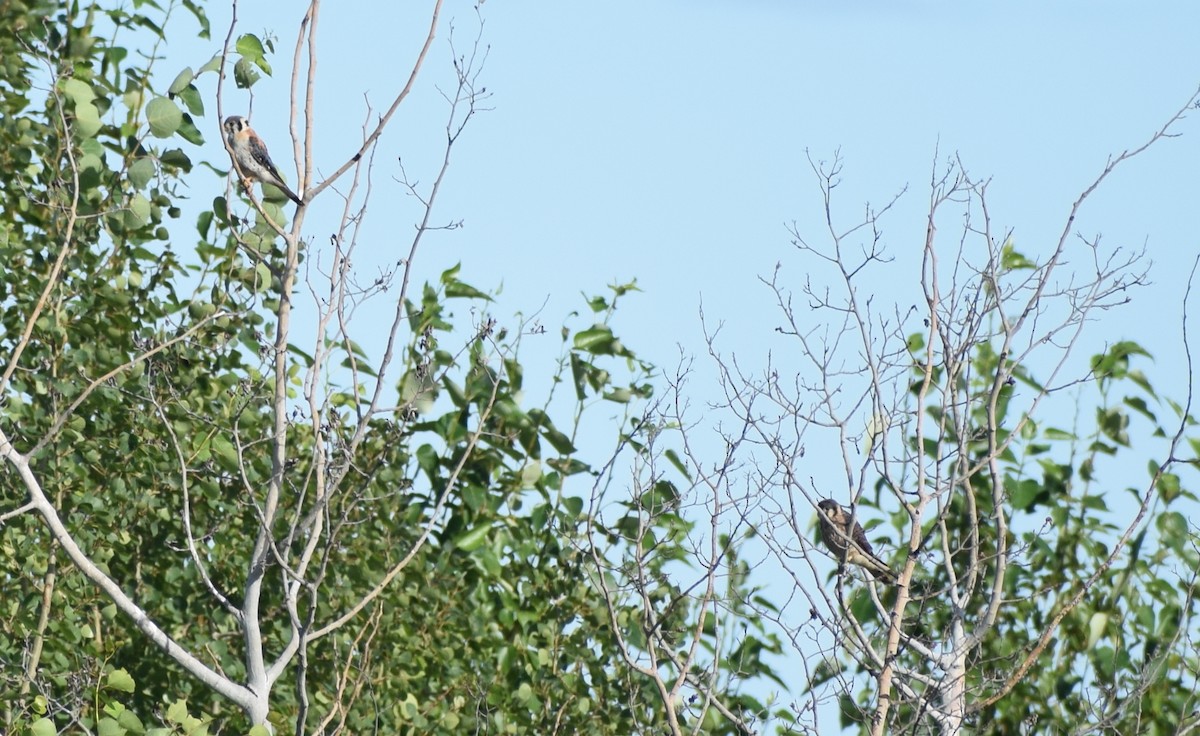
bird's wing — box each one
[847,547,896,583]
[248,135,288,184]
[825,505,896,583]
[851,520,877,556]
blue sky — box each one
[197,1,1200,388]
[180,0,1200,729]
[375,2,1198,388]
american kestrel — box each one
[817,498,896,584]
[222,115,303,206]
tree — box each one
[669,92,1200,734]
[0,2,782,734]
[6,3,1198,736]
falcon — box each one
[817,498,896,583]
[223,115,304,206]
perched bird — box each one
[222,115,303,206]
[817,498,896,583]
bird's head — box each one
[222,115,249,138]
[817,499,840,514]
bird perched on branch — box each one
[222,115,303,206]
[817,498,896,584]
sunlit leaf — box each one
[146,96,182,137]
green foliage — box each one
[877,247,1200,735]
[0,3,785,735]
[778,157,1200,734]
[10,669,200,736]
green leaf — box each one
[1157,472,1182,503]
[125,193,152,228]
[546,457,589,476]
[236,33,266,58]
[454,524,491,552]
[604,387,632,403]
[1087,612,1108,649]
[166,699,189,724]
[168,66,194,95]
[461,484,487,513]
[569,353,588,399]
[30,718,57,736]
[254,261,273,293]
[198,53,223,75]
[847,588,874,621]
[608,279,641,297]
[541,423,576,454]
[664,449,691,480]
[160,148,192,170]
[117,709,146,735]
[574,325,618,355]
[584,294,609,313]
[175,85,205,116]
[123,87,145,114]
[234,56,260,88]
[1091,341,1151,383]
[1043,427,1075,441]
[517,460,540,487]
[146,96,182,138]
[241,34,274,75]
[1156,512,1187,551]
[1000,239,1036,270]
[60,77,97,103]
[1124,396,1156,422]
[75,101,102,137]
[562,495,584,518]
[444,272,489,298]
[1096,407,1130,446]
[128,157,156,189]
[107,667,136,692]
